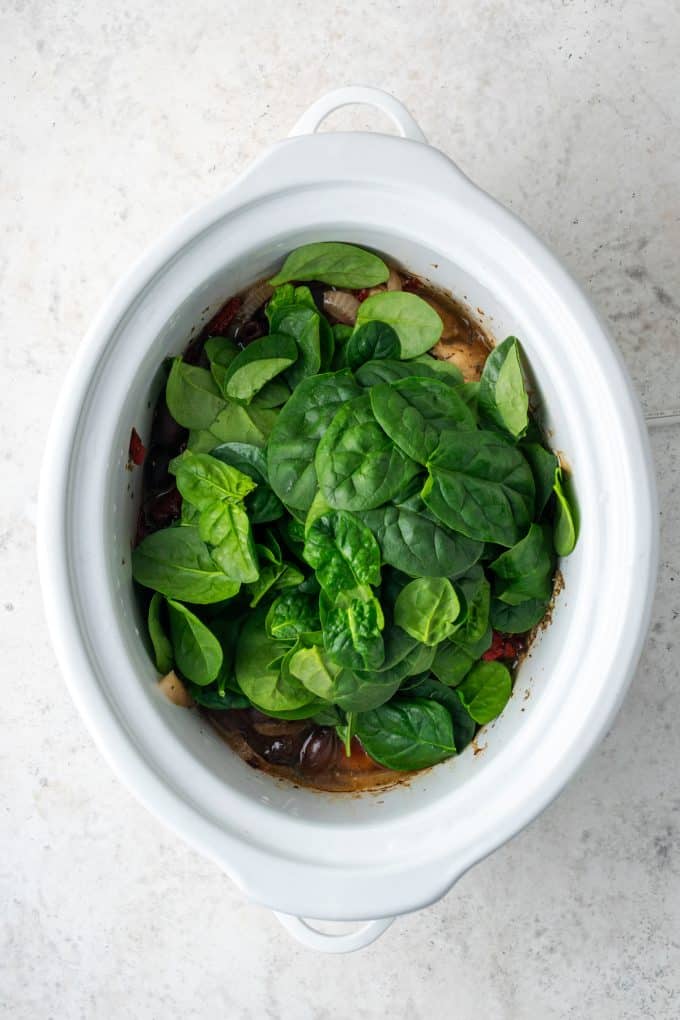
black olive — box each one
[151,398,188,451]
[230,319,265,345]
[260,734,306,766]
[144,445,173,494]
[304,281,326,314]
[299,728,337,773]
[182,337,206,365]
[146,486,182,528]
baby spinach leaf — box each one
[355,291,443,358]
[267,370,361,512]
[453,569,491,645]
[303,510,381,594]
[413,354,463,385]
[345,321,400,370]
[478,336,529,439]
[147,592,173,674]
[394,576,461,646]
[269,304,323,387]
[490,523,554,605]
[369,376,475,464]
[222,333,298,404]
[333,323,353,345]
[210,442,284,524]
[288,644,343,702]
[553,466,578,555]
[209,402,278,448]
[209,615,245,697]
[322,594,385,671]
[132,526,240,604]
[356,357,461,389]
[336,711,356,757]
[457,660,512,723]
[187,685,250,709]
[490,597,549,633]
[169,450,256,509]
[423,430,535,546]
[328,668,402,713]
[266,284,296,325]
[205,336,239,367]
[165,358,226,429]
[268,242,389,289]
[522,441,558,516]
[205,337,239,394]
[459,381,480,419]
[355,698,456,770]
[266,591,320,641]
[235,608,312,712]
[359,502,482,578]
[251,377,291,409]
[431,640,476,686]
[316,394,420,511]
[346,640,436,706]
[202,502,259,583]
[401,675,475,752]
[166,599,223,686]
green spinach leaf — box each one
[266,591,320,641]
[356,357,460,389]
[322,594,385,671]
[234,608,313,712]
[165,358,226,429]
[490,597,549,633]
[553,466,578,555]
[345,321,400,370]
[132,526,240,604]
[209,402,278,448]
[457,660,512,723]
[187,685,250,710]
[355,291,443,359]
[169,450,256,508]
[394,576,461,646]
[316,395,420,511]
[210,442,283,524]
[267,370,361,512]
[490,523,554,605]
[359,501,482,578]
[355,698,456,770]
[303,510,381,594]
[478,336,529,438]
[423,430,535,546]
[166,599,223,686]
[401,675,475,752]
[147,592,173,673]
[268,242,389,289]
[522,441,558,516]
[222,333,298,404]
[369,376,475,464]
[203,502,259,583]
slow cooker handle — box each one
[289,85,428,143]
[273,911,394,953]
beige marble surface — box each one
[2,1,679,1017]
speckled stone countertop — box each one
[2,1,679,1017]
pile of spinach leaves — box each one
[132,242,577,773]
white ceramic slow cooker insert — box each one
[38,87,658,952]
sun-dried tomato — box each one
[204,295,242,336]
[483,631,524,662]
[128,428,146,466]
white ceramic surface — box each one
[37,88,658,952]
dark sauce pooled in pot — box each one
[136,263,499,792]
